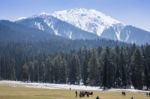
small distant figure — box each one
[96,96,100,99]
[122,91,126,96]
[146,92,150,96]
[87,93,89,97]
[75,91,78,97]
[131,96,134,99]
[69,88,71,91]
[146,92,148,96]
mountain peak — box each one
[52,8,121,36]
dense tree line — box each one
[0,42,150,90]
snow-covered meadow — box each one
[0,80,149,93]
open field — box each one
[0,83,149,99]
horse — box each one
[79,91,85,98]
[122,91,126,96]
[79,91,93,98]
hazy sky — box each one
[0,0,150,31]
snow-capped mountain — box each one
[16,8,150,44]
[52,8,121,36]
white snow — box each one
[44,19,52,27]
[17,17,27,20]
[112,24,125,41]
[39,12,51,16]
[43,18,60,36]
[34,22,44,31]
[125,30,131,41]
[52,8,121,36]
[54,29,61,36]
[0,80,101,91]
[69,32,73,39]
[0,80,149,93]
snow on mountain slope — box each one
[16,8,125,41]
[16,14,98,40]
[16,8,150,44]
[52,8,122,36]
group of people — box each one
[75,91,99,99]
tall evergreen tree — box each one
[68,55,80,84]
[87,49,100,86]
[131,49,144,89]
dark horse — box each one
[122,91,126,96]
[79,91,93,98]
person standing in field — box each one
[75,91,78,97]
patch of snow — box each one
[34,22,44,31]
[53,29,61,36]
[112,24,125,41]
[115,31,121,41]
[39,12,51,16]
[44,19,52,27]
[17,17,27,20]
[125,30,131,41]
[69,32,73,39]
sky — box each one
[0,0,150,31]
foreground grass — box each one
[0,84,149,99]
